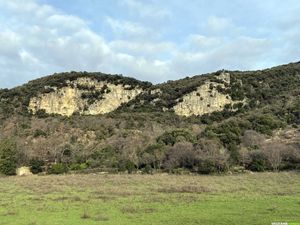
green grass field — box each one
[0,172,300,225]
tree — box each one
[157,130,196,146]
[195,139,229,173]
[246,150,268,172]
[281,143,300,169]
[139,144,166,170]
[262,142,284,171]
[239,147,251,168]
[0,139,18,175]
[163,142,196,171]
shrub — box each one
[118,160,136,173]
[0,139,18,175]
[163,142,196,171]
[29,158,44,174]
[157,130,196,146]
[248,114,284,135]
[279,143,300,170]
[69,163,88,171]
[33,129,47,138]
[35,109,48,118]
[246,151,268,172]
[48,163,68,174]
[195,139,229,174]
[88,146,118,168]
[261,143,284,171]
[141,164,153,174]
[197,159,216,174]
[241,130,264,149]
[139,144,166,170]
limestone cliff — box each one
[28,77,143,116]
[173,72,242,116]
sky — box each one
[0,0,300,88]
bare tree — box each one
[241,130,265,149]
[164,142,195,171]
[195,139,229,173]
[262,142,284,171]
[239,147,251,168]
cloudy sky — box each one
[0,0,299,88]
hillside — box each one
[0,62,299,175]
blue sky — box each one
[0,0,300,88]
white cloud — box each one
[170,36,272,77]
[103,53,171,82]
[109,40,175,59]
[206,16,232,32]
[120,0,171,20]
[0,30,22,57]
[186,34,222,49]
[0,0,55,19]
[19,49,39,64]
[0,0,297,88]
[105,17,156,40]
[0,0,173,87]
[46,14,87,31]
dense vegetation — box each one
[0,62,299,175]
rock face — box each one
[173,72,241,116]
[16,167,33,176]
[28,77,143,116]
[28,73,244,117]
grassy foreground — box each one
[0,172,300,225]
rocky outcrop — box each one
[173,72,242,116]
[28,73,244,117]
[16,167,33,176]
[28,77,143,116]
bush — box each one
[163,142,196,171]
[280,144,300,170]
[246,151,268,172]
[0,139,18,175]
[248,114,284,135]
[197,159,216,174]
[141,164,153,174]
[118,160,136,173]
[69,163,88,171]
[35,109,48,118]
[139,144,166,170]
[195,139,229,174]
[157,130,196,146]
[88,146,118,169]
[33,129,47,138]
[29,158,44,174]
[48,163,68,174]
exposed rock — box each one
[28,73,244,117]
[173,72,241,116]
[28,77,143,116]
[150,88,162,95]
[16,167,33,176]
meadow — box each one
[0,172,300,225]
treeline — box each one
[1,123,299,175]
